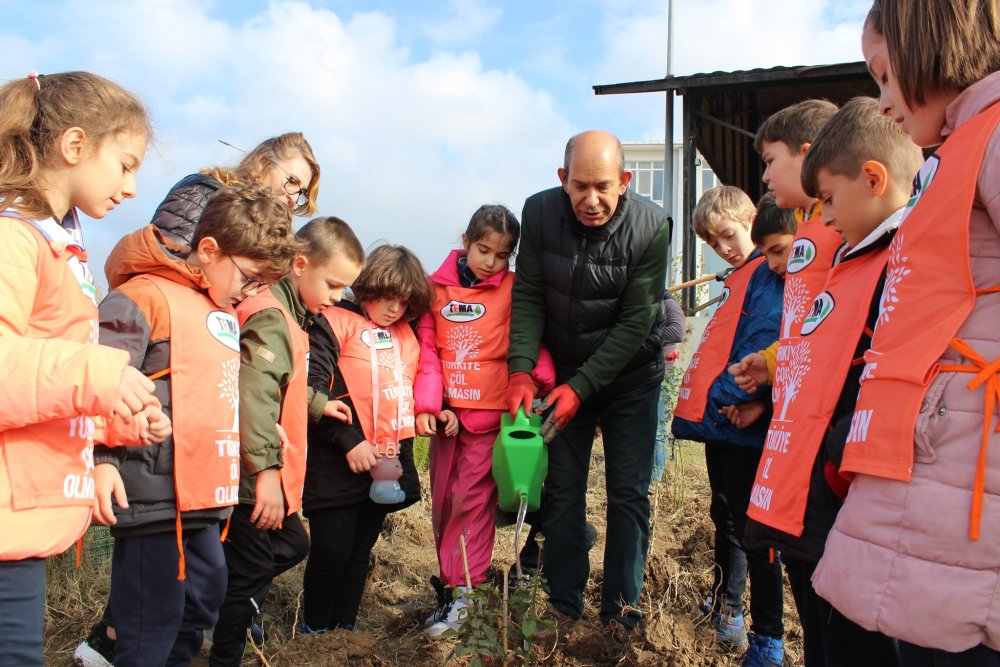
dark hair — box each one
[465,204,520,251]
[754,99,839,154]
[351,244,432,321]
[866,0,1000,108]
[751,193,797,245]
[297,216,365,266]
[0,71,151,218]
[801,96,924,199]
[192,183,299,281]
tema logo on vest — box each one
[440,299,486,323]
[905,155,940,212]
[786,239,817,274]
[718,287,731,307]
[361,327,395,350]
[800,292,835,335]
[206,311,240,352]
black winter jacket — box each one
[150,173,221,247]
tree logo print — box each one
[774,341,811,422]
[801,291,835,336]
[440,299,487,323]
[217,357,240,433]
[781,277,810,339]
[786,238,817,274]
[446,325,483,364]
[877,234,911,329]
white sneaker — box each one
[73,641,113,667]
[424,589,472,638]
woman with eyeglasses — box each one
[74,132,321,667]
[151,132,321,249]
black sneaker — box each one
[73,623,115,667]
[423,576,453,626]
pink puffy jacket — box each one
[813,72,1000,652]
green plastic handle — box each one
[514,406,530,428]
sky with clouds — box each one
[2,0,872,288]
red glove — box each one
[539,384,581,443]
[505,372,536,417]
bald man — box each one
[506,130,672,648]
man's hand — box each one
[92,463,127,526]
[251,468,286,530]
[110,366,157,424]
[415,412,437,436]
[729,352,769,393]
[538,384,581,443]
[345,441,378,474]
[439,410,459,437]
[719,400,766,429]
[505,372,536,417]
[323,399,352,424]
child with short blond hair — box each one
[673,185,786,664]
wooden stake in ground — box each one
[459,533,473,590]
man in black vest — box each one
[507,130,671,645]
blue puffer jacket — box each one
[671,252,783,448]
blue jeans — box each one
[111,524,228,667]
[0,559,45,667]
[542,381,660,628]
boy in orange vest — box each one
[732,100,841,391]
[90,184,299,666]
[209,217,365,666]
[718,193,797,431]
[671,186,786,665]
[741,97,922,667]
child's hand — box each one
[92,463,127,526]
[729,353,769,393]
[110,366,157,424]
[323,399,352,424]
[251,468,286,530]
[346,441,378,473]
[415,412,437,436]
[719,400,766,429]
[439,410,459,437]
[139,404,171,445]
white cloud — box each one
[421,0,502,48]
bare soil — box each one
[44,438,803,666]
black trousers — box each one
[208,504,308,667]
[704,442,784,638]
[785,557,898,667]
[302,499,388,630]
[899,642,1000,667]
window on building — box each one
[625,160,665,207]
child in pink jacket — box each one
[415,204,554,637]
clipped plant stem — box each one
[459,533,473,590]
[502,563,510,664]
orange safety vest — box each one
[323,307,418,447]
[236,290,309,515]
[432,271,514,410]
[674,256,766,422]
[747,244,888,535]
[142,276,241,511]
[841,101,1000,540]
[0,215,120,559]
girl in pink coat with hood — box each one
[813,2,1000,664]
[414,204,554,637]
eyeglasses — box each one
[269,161,309,207]
[229,256,270,294]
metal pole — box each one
[664,0,676,281]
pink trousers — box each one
[430,428,498,587]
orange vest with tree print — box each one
[747,244,889,535]
[841,101,1000,540]
[432,271,514,410]
[236,290,309,515]
[0,216,130,559]
[143,275,242,511]
[322,307,418,448]
[674,256,766,421]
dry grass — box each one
[43,438,803,666]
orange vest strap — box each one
[175,513,186,581]
[220,514,232,542]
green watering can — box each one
[492,407,547,513]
